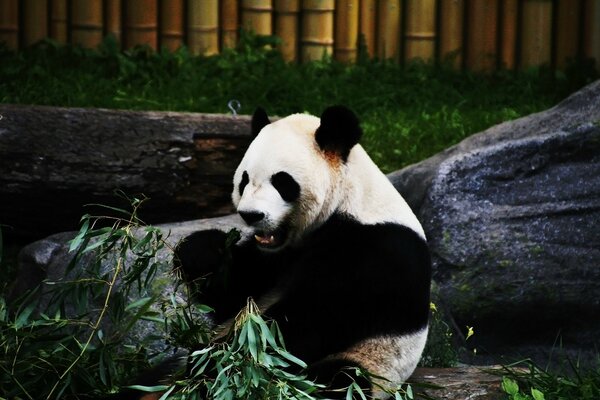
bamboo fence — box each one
[0,0,599,71]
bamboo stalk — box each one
[301,0,334,61]
[335,0,359,62]
[124,0,158,49]
[105,0,122,43]
[274,0,300,61]
[221,0,239,49]
[50,0,67,43]
[0,0,19,49]
[555,0,580,68]
[377,0,401,62]
[160,0,184,51]
[438,0,464,67]
[500,0,518,69]
[241,0,273,35]
[359,0,376,57]
[71,0,103,48]
[405,0,436,61]
[520,0,552,68]
[583,0,599,63]
[466,0,498,71]
[188,0,219,55]
[22,0,48,46]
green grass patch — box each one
[500,357,600,400]
[1,33,592,172]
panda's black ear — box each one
[251,107,271,136]
[315,105,362,162]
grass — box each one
[1,33,594,172]
[500,357,600,400]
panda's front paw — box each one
[174,229,239,286]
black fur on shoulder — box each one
[315,105,362,162]
[251,107,271,136]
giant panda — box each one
[175,105,431,398]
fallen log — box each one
[0,104,252,241]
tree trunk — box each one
[0,104,252,241]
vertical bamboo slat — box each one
[500,0,518,69]
[22,0,48,46]
[584,0,600,63]
[160,0,184,51]
[376,0,401,61]
[241,0,273,35]
[105,0,122,43]
[274,0,300,61]
[124,0,158,49]
[71,0,103,48]
[466,0,498,70]
[438,0,464,67]
[301,0,334,61]
[590,0,600,65]
[50,0,67,43]
[555,0,580,68]
[520,0,552,68]
[0,0,19,49]
[334,0,359,62]
[221,0,239,49]
[188,0,219,55]
[405,0,436,61]
[359,0,377,57]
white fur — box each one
[232,112,425,247]
[333,328,429,399]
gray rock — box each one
[389,80,600,353]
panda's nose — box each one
[239,211,265,225]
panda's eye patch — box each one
[239,171,249,196]
[271,172,300,202]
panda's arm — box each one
[174,229,277,323]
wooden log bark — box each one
[0,104,253,241]
[411,366,505,400]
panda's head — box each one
[232,106,362,252]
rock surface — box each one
[390,80,600,354]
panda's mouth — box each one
[254,228,288,250]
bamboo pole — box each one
[274,0,300,61]
[105,0,122,43]
[335,0,359,62]
[188,0,219,55]
[301,0,334,61]
[555,0,580,69]
[583,0,600,64]
[359,0,376,57]
[405,0,436,61]
[22,0,48,46]
[0,0,19,49]
[50,0,67,43]
[500,0,518,69]
[71,0,103,48]
[589,0,600,66]
[520,0,552,68]
[466,0,498,71]
[124,0,158,49]
[377,0,401,62]
[221,0,239,49]
[241,0,273,35]
[160,0,184,51]
[438,0,464,67]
